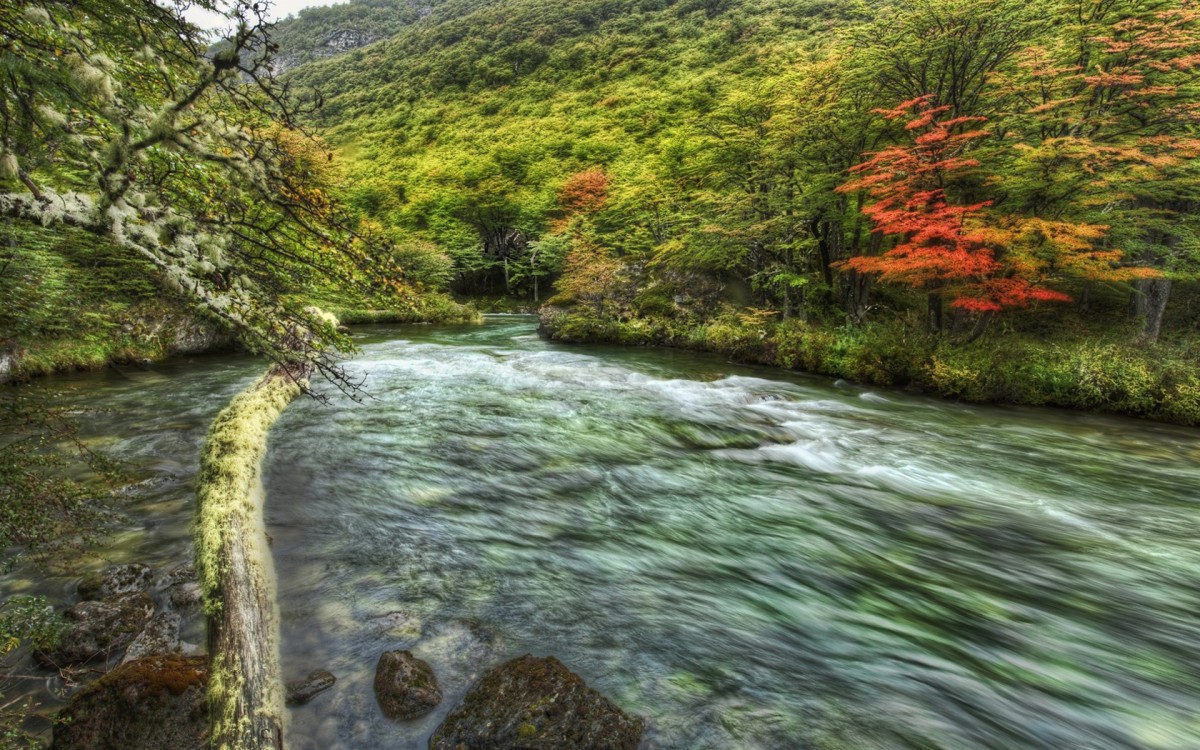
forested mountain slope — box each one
[275,0,1200,422]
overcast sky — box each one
[185,0,350,32]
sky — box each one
[184,0,350,32]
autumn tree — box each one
[994,0,1200,342]
[837,96,1119,332]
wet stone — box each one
[286,669,337,705]
[373,650,442,721]
[166,581,203,609]
[122,611,181,664]
[78,563,153,601]
[37,592,154,667]
[430,654,645,750]
[156,563,196,589]
[49,654,208,750]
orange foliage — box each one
[837,96,1135,313]
[557,169,611,215]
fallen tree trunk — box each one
[195,367,304,750]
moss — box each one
[194,369,299,749]
[50,655,209,750]
[540,306,1200,425]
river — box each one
[9,315,1200,749]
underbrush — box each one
[540,306,1200,425]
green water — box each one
[10,316,1200,749]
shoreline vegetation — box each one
[8,296,1197,427]
[538,305,1200,426]
[0,214,480,384]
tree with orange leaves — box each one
[994,1,1200,342]
[837,94,1158,334]
[838,97,1071,331]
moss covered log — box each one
[195,368,303,750]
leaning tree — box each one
[1,3,402,747]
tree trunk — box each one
[927,291,943,334]
[1136,277,1172,345]
[196,367,303,750]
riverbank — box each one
[0,218,480,383]
[538,306,1200,426]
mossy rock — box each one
[375,650,442,720]
[286,669,337,706]
[78,563,154,601]
[49,654,208,750]
[36,592,154,667]
[429,654,644,749]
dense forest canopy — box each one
[271,0,1199,346]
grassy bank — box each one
[0,221,238,382]
[1,219,481,382]
[540,306,1200,426]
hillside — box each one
[273,0,1200,422]
[277,0,854,295]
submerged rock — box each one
[287,669,337,705]
[374,650,442,720]
[166,581,203,609]
[430,654,644,750]
[78,563,153,601]
[49,654,208,750]
[37,592,154,667]
[121,611,181,664]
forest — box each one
[277,0,1200,421]
[2,0,1200,748]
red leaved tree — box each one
[835,96,1150,333]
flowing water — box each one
[9,316,1200,749]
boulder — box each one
[429,654,644,750]
[286,669,337,706]
[374,650,442,721]
[49,654,208,750]
[121,612,181,664]
[37,592,154,667]
[166,581,203,609]
[78,564,153,601]
[155,563,195,589]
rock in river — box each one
[36,592,154,667]
[78,563,153,601]
[121,611,181,664]
[49,654,208,750]
[287,669,337,705]
[429,654,644,749]
[374,650,442,720]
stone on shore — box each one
[49,654,208,750]
[78,564,153,601]
[36,592,154,667]
[121,611,181,664]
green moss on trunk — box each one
[195,369,302,750]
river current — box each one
[11,316,1200,749]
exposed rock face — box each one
[165,315,232,355]
[430,654,645,750]
[374,650,442,720]
[121,611,181,664]
[37,592,154,667]
[78,564,154,601]
[0,345,16,382]
[286,669,337,705]
[49,654,208,750]
[324,28,378,52]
